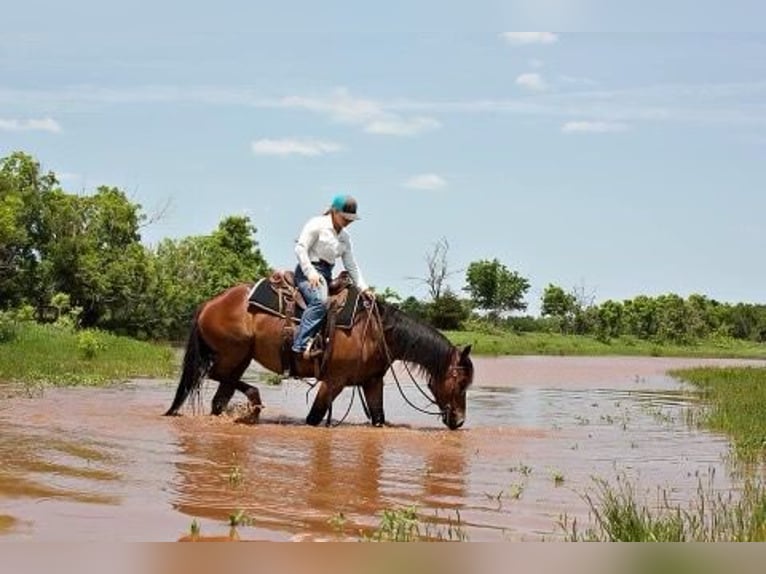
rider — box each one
[292,194,370,360]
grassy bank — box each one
[446,330,766,359]
[0,322,175,386]
[565,365,766,541]
[670,366,766,460]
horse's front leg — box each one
[306,380,343,426]
[362,376,385,427]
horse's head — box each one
[430,345,474,430]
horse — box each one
[163,282,474,429]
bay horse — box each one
[163,282,474,429]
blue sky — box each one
[2,3,765,312]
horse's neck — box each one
[382,312,451,378]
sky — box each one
[2,2,765,313]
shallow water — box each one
[0,356,762,541]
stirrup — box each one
[297,338,322,361]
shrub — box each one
[0,312,17,343]
[77,330,106,359]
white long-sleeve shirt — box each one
[294,214,369,291]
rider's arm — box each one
[295,218,321,282]
[340,234,369,292]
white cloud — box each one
[365,116,441,136]
[561,121,629,133]
[516,73,547,91]
[4,80,766,131]
[0,117,61,132]
[251,138,342,157]
[404,173,447,190]
[280,88,440,136]
[502,32,559,45]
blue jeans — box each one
[292,262,333,353]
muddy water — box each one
[0,356,763,541]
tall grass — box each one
[562,473,766,542]
[0,321,175,386]
[564,366,766,542]
[671,366,766,460]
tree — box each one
[463,258,530,319]
[428,289,470,330]
[541,283,576,333]
[150,215,270,339]
[0,152,57,308]
[595,299,624,341]
[399,296,430,322]
[623,295,657,340]
[36,186,148,327]
[409,237,458,301]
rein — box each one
[369,299,445,418]
[302,294,447,424]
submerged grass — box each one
[0,322,175,386]
[329,506,468,542]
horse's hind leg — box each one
[362,376,385,427]
[235,380,262,408]
[306,381,343,426]
[209,353,252,415]
[211,383,236,415]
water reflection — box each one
[169,415,469,538]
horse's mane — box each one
[376,299,454,384]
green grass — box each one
[670,366,766,460]
[562,473,766,542]
[563,366,766,542]
[0,322,175,386]
[446,330,766,359]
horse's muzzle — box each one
[443,413,465,430]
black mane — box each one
[376,300,454,384]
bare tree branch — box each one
[139,196,173,229]
[404,237,462,300]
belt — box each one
[311,259,334,268]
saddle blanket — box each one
[247,278,361,330]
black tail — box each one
[164,307,212,416]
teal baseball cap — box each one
[330,194,359,221]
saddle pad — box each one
[247,279,362,329]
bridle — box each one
[370,299,467,419]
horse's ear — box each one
[460,345,472,361]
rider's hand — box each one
[308,273,322,289]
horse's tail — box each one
[164,306,212,416]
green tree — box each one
[399,296,430,322]
[0,152,57,308]
[427,289,470,330]
[595,299,624,341]
[464,258,530,319]
[541,283,576,333]
[150,216,269,339]
[623,295,658,340]
[36,186,148,327]
[655,294,692,344]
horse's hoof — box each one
[245,388,262,406]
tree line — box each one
[2,151,765,344]
[1,152,268,339]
